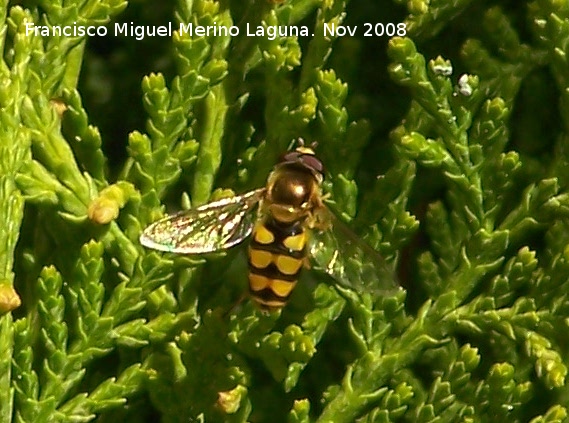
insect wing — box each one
[140,189,265,254]
[309,208,399,295]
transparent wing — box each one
[309,208,399,295]
[140,189,265,254]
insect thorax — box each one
[265,164,321,224]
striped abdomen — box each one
[248,217,307,310]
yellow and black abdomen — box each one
[247,217,307,310]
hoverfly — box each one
[140,140,398,310]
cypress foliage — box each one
[1,0,568,422]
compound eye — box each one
[301,154,324,174]
[281,151,300,163]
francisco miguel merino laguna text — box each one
[24,22,313,41]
